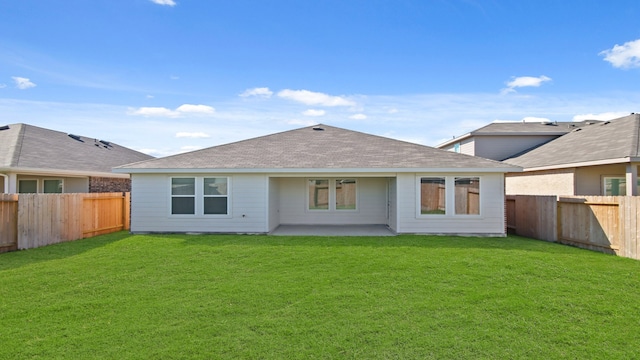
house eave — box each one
[1,167,130,178]
[516,157,640,172]
[114,166,521,174]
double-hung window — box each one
[204,177,228,215]
[308,178,357,211]
[171,178,196,214]
[418,176,481,216]
[603,176,640,196]
[171,177,229,215]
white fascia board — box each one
[435,133,472,148]
[1,167,130,178]
[520,157,636,172]
[113,167,522,175]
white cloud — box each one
[240,87,273,98]
[501,75,551,94]
[179,145,203,153]
[175,104,215,114]
[600,39,640,69]
[146,95,154,99]
[150,0,176,6]
[176,132,210,138]
[349,113,367,120]
[277,89,355,107]
[128,104,214,117]
[170,75,180,80]
[572,111,630,121]
[302,109,326,117]
[387,108,399,114]
[12,76,37,90]
[128,106,180,117]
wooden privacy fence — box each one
[506,195,640,260]
[0,192,130,253]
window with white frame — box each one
[44,179,63,193]
[418,176,481,216]
[18,179,37,193]
[335,179,356,210]
[171,177,195,215]
[420,177,446,215]
[171,177,230,216]
[308,178,357,211]
[455,177,480,215]
[603,176,640,196]
[204,177,228,215]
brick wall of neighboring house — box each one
[89,177,132,193]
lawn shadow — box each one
[0,231,135,271]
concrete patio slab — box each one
[270,224,395,236]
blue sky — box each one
[2,0,640,156]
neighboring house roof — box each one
[437,120,601,148]
[0,123,154,177]
[115,124,520,173]
[503,114,640,170]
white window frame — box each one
[416,175,482,218]
[18,179,38,193]
[43,178,64,193]
[602,176,640,196]
[169,176,231,217]
[307,178,358,212]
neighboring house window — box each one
[454,143,461,153]
[171,177,195,215]
[204,177,228,215]
[308,179,358,211]
[44,179,63,193]
[19,180,37,193]
[308,179,330,210]
[455,177,480,215]
[420,177,446,215]
[335,179,356,210]
[603,177,640,196]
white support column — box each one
[7,173,17,193]
[626,163,638,196]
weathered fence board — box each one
[507,195,640,260]
[0,192,130,252]
[0,194,19,252]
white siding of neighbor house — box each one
[387,177,398,232]
[131,173,268,233]
[275,177,389,225]
[395,172,506,235]
[459,138,475,156]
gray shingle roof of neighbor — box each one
[116,124,519,172]
[0,123,154,174]
[503,114,640,169]
[471,120,602,135]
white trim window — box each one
[44,179,63,193]
[18,178,64,193]
[171,177,195,215]
[18,179,38,193]
[455,177,480,215]
[204,177,228,215]
[603,176,640,196]
[308,178,357,211]
[170,176,230,216]
[418,176,481,216]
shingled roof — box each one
[437,120,601,148]
[0,123,154,176]
[115,124,519,173]
[503,114,640,170]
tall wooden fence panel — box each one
[0,192,129,251]
[507,195,640,260]
[0,194,19,253]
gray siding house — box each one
[0,123,153,194]
[114,124,520,236]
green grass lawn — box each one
[1,232,640,359]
